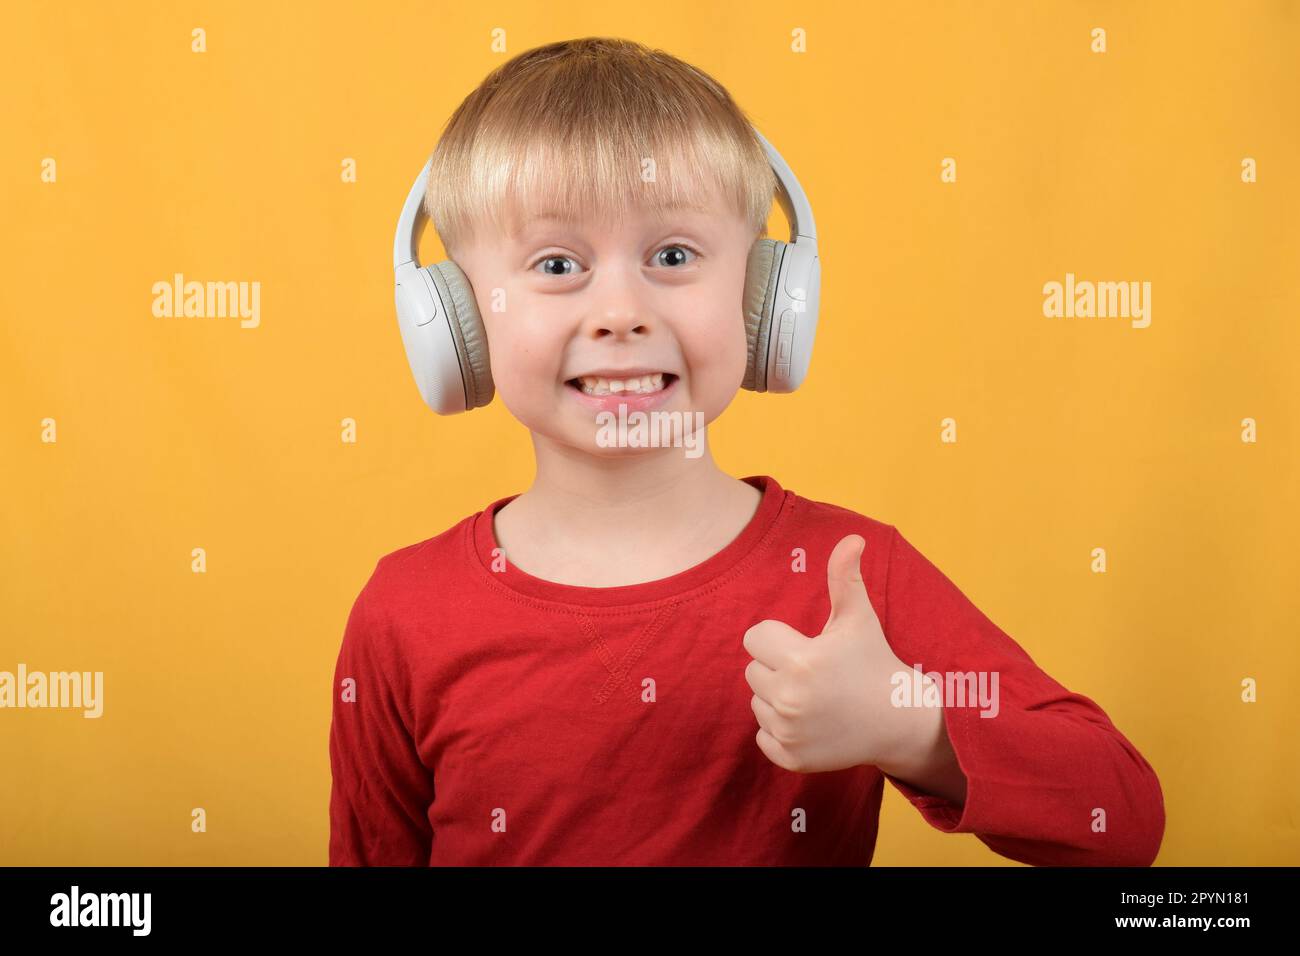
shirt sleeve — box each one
[878,525,1165,866]
[328,565,436,866]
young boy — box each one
[329,37,1165,866]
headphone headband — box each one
[394,126,817,270]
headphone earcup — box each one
[428,260,495,410]
[742,238,784,392]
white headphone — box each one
[393,127,821,414]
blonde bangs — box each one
[424,38,778,257]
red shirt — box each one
[328,474,1164,866]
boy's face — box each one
[452,188,756,455]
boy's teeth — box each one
[575,373,667,396]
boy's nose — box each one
[584,269,654,338]
[590,308,649,339]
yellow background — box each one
[2,0,1296,865]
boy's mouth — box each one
[563,371,680,412]
[565,372,677,397]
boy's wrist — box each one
[875,703,968,806]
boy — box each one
[329,37,1165,866]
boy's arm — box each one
[877,526,1165,867]
[328,569,436,866]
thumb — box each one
[824,534,877,632]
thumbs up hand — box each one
[743,534,937,775]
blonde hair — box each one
[424,37,778,258]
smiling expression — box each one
[451,192,758,454]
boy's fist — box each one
[743,533,930,774]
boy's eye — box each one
[535,255,578,276]
[530,244,701,276]
[653,244,700,268]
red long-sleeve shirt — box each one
[328,474,1164,866]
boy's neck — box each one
[491,434,764,588]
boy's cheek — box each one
[688,323,748,382]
